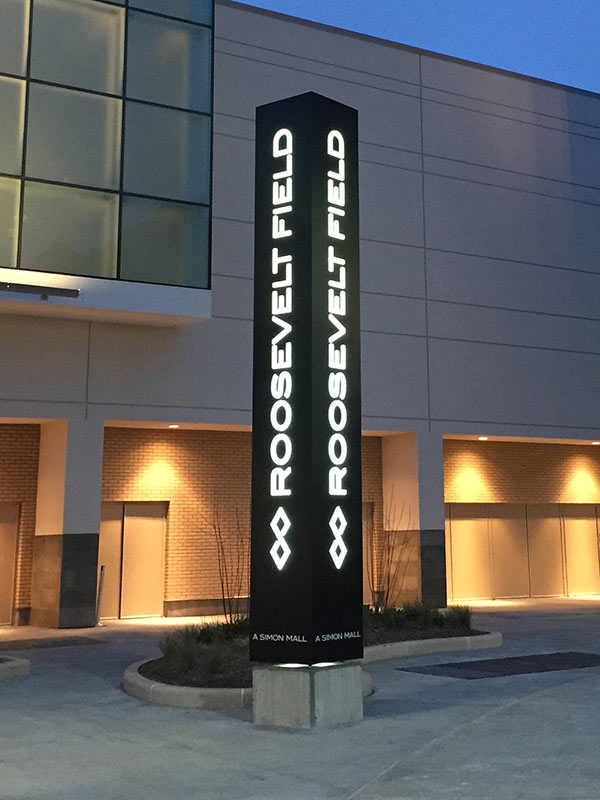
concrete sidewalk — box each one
[1,599,600,800]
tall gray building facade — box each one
[0,0,599,627]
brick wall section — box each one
[102,428,385,603]
[445,439,600,504]
[102,428,252,602]
[0,424,40,612]
[360,436,420,605]
[362,436,383,603]
[361,435,383,541]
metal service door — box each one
[120,503,166,618]
[0,504,19,625]
[97,503,123,620]
[448,505,492,600]
[562,505,600,595]
[526,505,565,597]
[489,505,529,599]
[98,502,167,619]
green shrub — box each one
[158,617,250,671]
[191,616,250,644]
[379,605,405,628]
[226,615,250,638]
[194,624,228,645]
[362,604,375,626]
[401,601,439,627]
[194,642,228,677]
[159,626,204,672]
[444,604,472,629]
[363,604,403,630]
[364,601,472,632]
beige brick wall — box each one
[102,428,385,603]
[362,435,384,544]
[102,428,252,602]
[0,424,40,612]
[444,439,600,504]
[361,436,419,605]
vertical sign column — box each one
[251,92,362,664]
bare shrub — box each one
[204,494,250,624]
[364,490,418,611]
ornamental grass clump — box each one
[158,625,206,673]
[400,601,446,628]
[142,607,479,687]
[158,618,250,676]
[363,601,474,644]
[443,604,472,630]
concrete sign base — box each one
[252,661,363,728]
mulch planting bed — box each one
[139,624,482,688]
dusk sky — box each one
[238,0,600,94]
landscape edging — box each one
[361,631,503,663]
[122,631,502,709]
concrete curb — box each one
[123,661,254,709]
[0,656,30,678]
[361,631,503,664]
[122,632,500,709]
[123,660,374,709]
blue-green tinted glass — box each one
[127,11,211,111]
[31,0,124,94]
[21,182,118,277]
[0,178,20,268]
[120,196,209,288]
[123,102,211,203]
[26,84,121,189]
[0,77,25,176]
[128,0,212,25]
[0,0,28,76]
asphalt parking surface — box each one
[1,599,599,800]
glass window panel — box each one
[123,103,210,203]
[21,182,118,278]
[31,0,124,94]
[120,196,208,288]
[26,84,121,190]
[0,0,29,76]
[0,178,21,268]
[0,78,26,176]
[128,0,212,25]
[127,11,211,111]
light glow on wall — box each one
[449,464,494,502]
[562,460,600,502]
[139,458,177,492]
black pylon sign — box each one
[250,92,362,664]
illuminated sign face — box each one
[251,93,362,665]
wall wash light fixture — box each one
[478,436,488,441]
[168,424,180,429]
[592,441,600,445]
[0,281,80,300]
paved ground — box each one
[1,599,600,800]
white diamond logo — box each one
[329,506,348,569]
[270,507,291,570]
